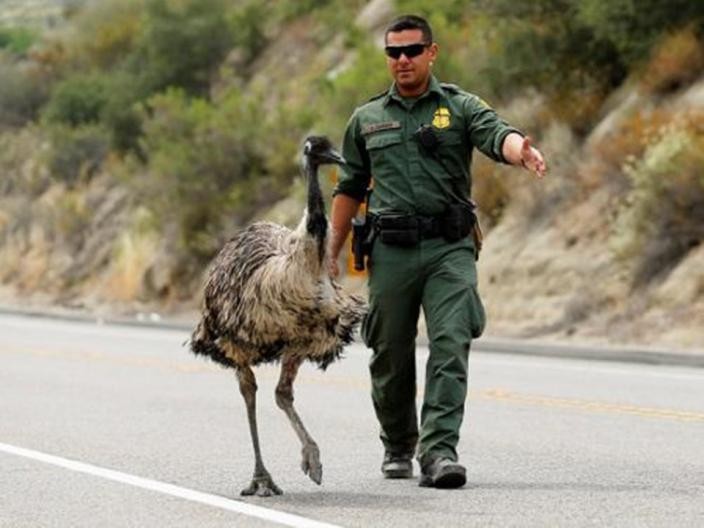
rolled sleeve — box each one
[333,110,371,201]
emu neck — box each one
[305,161,328,258]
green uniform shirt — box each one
[335,76,521,216]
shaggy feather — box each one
[190,206,366,370]
[188,135,364,495]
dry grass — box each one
[639,26,704,95]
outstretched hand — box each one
[520,136,547,178]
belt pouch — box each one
[378,229,419,247]
[376,215,420,247]
[441,202,476,242]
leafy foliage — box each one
[612,115,704,285]
[128,0,234,96]
[42,73,110,127]
[0,25,38,55]
[0,59,49,127]
[132,86,313,258]
[45,123,110,187]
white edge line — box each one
[0,442,342,528]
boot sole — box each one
[383,468,413,479]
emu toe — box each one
[301,443,323,485]
[240,474,283,497]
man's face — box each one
[385,29,438,96]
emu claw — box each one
[301,443,322,485]
[240,475,283,497]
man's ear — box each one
[428,42,439,62]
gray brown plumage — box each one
[190,136,366,497]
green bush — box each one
[45,124,110,187]
[0,60,48,127]
[226,1,270,66]
[61,0,144,70]
[99,71,145,154]
[43,73,110,127]
[133,86,311,258]
[612,119,704,286]
[577,0,704,65]
[129,0,234,96]
[0,25,38,56]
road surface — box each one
[1,313,702,527]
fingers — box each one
[520,135,546,178]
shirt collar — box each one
[383,75,444,107]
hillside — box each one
[0,0,702,350]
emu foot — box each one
[240,474,283,497]
[301,443,322,485]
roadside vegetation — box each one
[0,0,703,327]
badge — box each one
[432,107,451,129]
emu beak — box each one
[319,147,346,166]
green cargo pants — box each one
[361,235,485,465]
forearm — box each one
[328,194,361,259]
[501,132,526,166]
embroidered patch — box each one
[361,121,401,135]
[432,107,451,129]
[476,96,492,109]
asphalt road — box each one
[1,313,703,527]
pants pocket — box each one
[469,286,486,338]
[361,303,378,347]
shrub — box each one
[99,71,145,154]
[42,73,109,127]
[577,0,704,65]
[611,114,704,286]
[639,26,704,95]
[0,59,49,127]
[134,86,311,259]
[61,0,144,70]
[129,0,234,96]
[45,124,110,187]
[0,25,38,56]
[0,126,51,196]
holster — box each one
[351,216,374,271]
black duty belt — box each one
[374,214,443,239]
[372,204,476,247]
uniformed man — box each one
[328,14,546,489]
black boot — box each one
[419,457,466,488]
[381,451,414,479]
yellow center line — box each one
[476,389,704,423]
[5,346,703,424]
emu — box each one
[190,136,366,497]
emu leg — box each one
[237,366,282,497]
[275,355,322,484]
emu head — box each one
[302,136,346,171]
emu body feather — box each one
[189,136,366,497]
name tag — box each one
[362,121,401,136]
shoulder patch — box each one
[472,94,493,110]
[368,89,388,102]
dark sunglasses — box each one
[384,43,429,59]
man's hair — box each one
[384,14,433,45]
